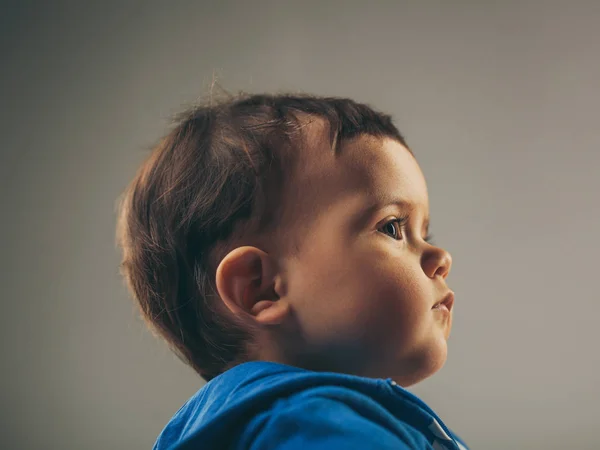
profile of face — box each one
[216,134,454,387]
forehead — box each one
[332,135,429,213]
[286,132,429,226]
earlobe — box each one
[251,299,290,326]
[215,246,288,326]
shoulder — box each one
[235,385,431,450]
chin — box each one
[393,341,448,387]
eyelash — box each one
[380,215,434,244]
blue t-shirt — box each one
[153,361,469,449]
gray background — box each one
[2,1,599,449]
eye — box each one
[379,216,408,240]
[424,233,434,244]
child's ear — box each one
[215,246,289,326]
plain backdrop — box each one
[2,1,599,449]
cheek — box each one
[294,248,429,345]
[360,263,429,341]
[289,250,370,340]
[352,252,437,356]
[363,251,428,306]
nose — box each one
[421,245,452,279]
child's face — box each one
[282,135,453,386]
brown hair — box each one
[115,92,406,380]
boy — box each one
[116,93,468,449]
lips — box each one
[432,291,454,312]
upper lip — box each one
[433,291,455,311]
